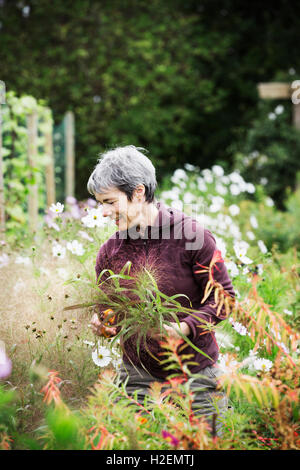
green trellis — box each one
[53,118,66,203]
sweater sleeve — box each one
[183,229,236,341]
[95,242,109,285]
[94,241,115,316]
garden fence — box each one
[0,89,75,236]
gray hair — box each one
[87,145,157,202]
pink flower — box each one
[66,196,77,205]
[0,354,12,380]
[162,430,180,447]
[87,198,97,208]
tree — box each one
[1,0,299,202]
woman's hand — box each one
[149,321,191,341]
[90,313,117,337]
[163,322,191,340]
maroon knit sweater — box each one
[95,201,235,380]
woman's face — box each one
[95,187,144,231]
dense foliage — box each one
[1,92,52,234]
[233,96,300,209]
[1,0,300,203]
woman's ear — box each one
[133,184,145,202]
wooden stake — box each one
[44,110,56,206]
[257,82,290,99]
[292,103,300,130]
[27,111,39,233]
[65,111,75,199]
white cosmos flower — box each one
[231,321,248,336]
[13,279,26,292]
[229,184,241,196]
[56,267,69,280]
[112,357,123,371]
[161,191,180,205]
[268,112,276,120]
[265,197,274,207]
[212,165,224,177]
[81,207,107,228]
[183,192,195,204]
[40,267,50,276]
[229,172,243,184]
[275,105,284,115]
[257,240,268,254]
[0,253,9,268]
[233,240,253,264]
[215,235,227,258]
[178,181,186,189]
[218,353,239,373]
[221,175,230,185]
[52,243,66,259]
[78,230,94,242]
[228,204,240,216]
[49,202,64,215]
[209,196,224,212]
[174,169,188,179]
[202,169,213,184]
[246,231,256,240]
[260,177,268,185]
[229,224,242,239]
[215,330,234,349]
[283,309,293,316]
[242,349,259,369]
[184,163,196,171]
[15,256,31,266]
[172,200,183,211]
[246,183,256,194]
[197,177,207,192]
[250,215,258,229]
[171,169,188,184]
[234,289,241,299]
[67,240,85,256]
[83,340,95,347]
[253,358,273,372]
[225,260,239,277]
[257,264,264,275]
[215,183,228,195]
[92,345,112,367]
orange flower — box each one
[195,249,224,282]
[40,370,63,406]
[139,416,148,425]
[103,308,115,325]
[0,432,13,450]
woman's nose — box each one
[102,205,113,217]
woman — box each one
[88,145,235,434]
